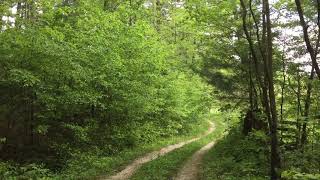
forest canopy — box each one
[0,0,319,180]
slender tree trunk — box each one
[240,0,272,130]
[249,60,254,111]
[30,92,35,145]
[249,0,265,60]
[301,67,315,145]
[248,0,266,112]
[296,70,302,145]
[300,0,320,145]
[240,1,282,177]
[264,0,281,179]
[280,49,285,124]
[295,0,320,79]
[280,49,286,143]
[253,80,259,110]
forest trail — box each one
[174,141,216,180]
[102,121,215,180]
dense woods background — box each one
[0,0,319,179]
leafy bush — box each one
[282,169,320,180]
[0,1,212,178]
[0,162,53,179]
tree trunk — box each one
[264,0,281,179]
[296,70,302,146]
[280,49,286,142]
[280,49,285,124]
[301,0,320,145]
[295,0,320,79]
[301,67,315,145]
[240,0,272,130]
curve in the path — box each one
[101,121,215,180]
[174,141,216,180]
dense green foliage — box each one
[1,0,320,180]
[0,1,212,178]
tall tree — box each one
[264,0,281,179]
[240,0,281,178]
[295,0,320,79]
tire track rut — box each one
[101,121,215,180]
